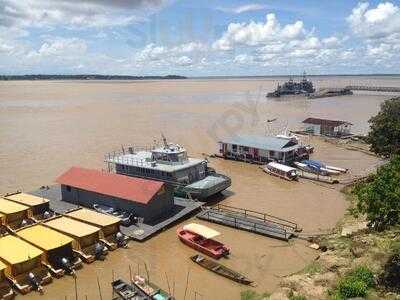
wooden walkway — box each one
[346,85,400,93]
[197,204,300,241]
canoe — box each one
[191,254,253,285]
[112,279,150,300]
[177,224,230,259]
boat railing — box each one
[214,204,299,232]
[201,208,290,238]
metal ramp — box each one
[197,204,301,241]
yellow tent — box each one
[0,235,42,265]
[66,208,120,227]
[44,216,99,238]
[5,193,49,207]
[0,198,30,215]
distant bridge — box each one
[345,85,400,93]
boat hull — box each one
[177,228,229,259]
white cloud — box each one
[218,4,267,14]
[233,54,254,64]
[174,56,193,66]
[213,13,305,50]
[27,38,87,59]
[347,2,400,40]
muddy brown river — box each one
[0,77,397,299]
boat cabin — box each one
[43,216,106,263]
[65,208,124,250]
[0,198,33,230]
[0,260,14,300]
[16,224,82,277]
[4,193,51,221]
[263,162,298,181]
[0,235,52,294]
[218,134,305,165]
[302,118,353,137]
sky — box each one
[0,0,399,76]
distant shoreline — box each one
[0,75,187,81]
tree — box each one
[352,156,400,230]
[367,97,400,157]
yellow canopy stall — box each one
[183,223,221,239]
[0,260,7,281]
[5,193,49,216]
[0,198,32,228]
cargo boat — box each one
[65,207,128,249]
[16,224,83,277]
[0,198,33,230]
[4,192,53,221]
[43,216,108,263]
[105,136,231,200]
[0,235,52,294]
[177,223,229,259]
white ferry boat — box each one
[105,137,231,200]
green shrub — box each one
[337,278,368,298]
[240,290,270,300]
[348,266,375,288]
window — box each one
[232,144,237,152]
[66,185,71,192]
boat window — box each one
[232,144,237,152]
[66,185,71,192]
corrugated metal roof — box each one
[0,198,29,215]
[302,118,353,127]
[45,216,100,238]
[0,235,42,265]
[66,208,120,227]
[17,224,73,251]
[219,135,299,152]
[56,167,164,205]
[5,193,49,207]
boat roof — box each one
[0,198,29,215]
[0,235,42,265]
[17,224,73,251]
[219,135,300,152]
[56,167,164,205]
[183,223,220,239]
[302,117,353,127]
[5,193,49,207]
[267,162,297,172]
[45,216,99,238]
[107,152,204,172]
[66,208,121,227]
[186,175,227,189]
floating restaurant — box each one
[65,207,124,250]
[0,260,14,300]
[43,216,107,263]
[16,224,83,278]
[0,235,52,294]
[56,167,174,223]
[218,134,309,165]
[0,198,32,230]
[4,192,50,220]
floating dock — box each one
[0,235,52,294]
[5,192,50,220]
[43,216,104,263]
[16,224,82,277]
[65,208,122,250]
[197,205,300,241]
[0,198,33,230]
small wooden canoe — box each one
[190,254,253,285]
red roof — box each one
[56,167,165,205]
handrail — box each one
[214,204,298,231]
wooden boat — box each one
[294,160,341,176]
[177,223,229,259]
[0,261,14,300]
[262,162,298,181]
[112,279,150,300]
[131,275,174,300]
[191,254,253,285]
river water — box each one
[0,76,398,299]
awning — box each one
[183,223,220,239]
[5,193,49,207]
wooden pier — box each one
[346,85,400,93]
[197,204,301,241]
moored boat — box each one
[191,254,253,285]
[177,223,229,259]
[262,162,298,181]
[132,275,174,300]
[112,279,150,300]
[294,160,341,176]
[0,261,14,300]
